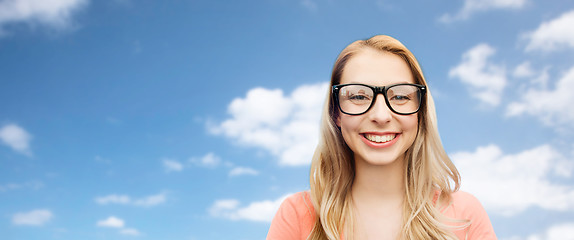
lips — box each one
[363,133,397,143]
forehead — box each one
[340,48,415,86]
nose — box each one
[367,95,392,123]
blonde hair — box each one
[309,35,465,240]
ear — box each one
[336,114,341,127]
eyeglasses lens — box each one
[338,85,421,115]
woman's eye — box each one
[348,94,372,103]
[391,95,410,101]
[350,95,369,100]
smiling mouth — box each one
[363,133,397,143]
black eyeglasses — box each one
[332,83,426,115]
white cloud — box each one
[190,152,222,168]
[506,65,574,127]
[95,194,130,205]
[120,228,142,236]
[0,123,33,156]
[229,167,259,177]
[95,192,166,207]
[97,216,125,228]
[97,216,142,236]
[208,199,239,216]
[513,61,535,78]
[439,0,527,23]
[523,10,574,52]
[209,194,290,222]
[12,209,52,226]
[162,158,183,172]
[133,193,166,207]
[451,144,574,216]
[512,61,550,89]
[506,222,574,240]
[209,82,328,166]
[0,0,88,36]
[449,44,507,106]
[543,222,574,240]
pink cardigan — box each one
[267,191,497,240]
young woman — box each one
[267,35,497,240]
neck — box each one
[351,154,406,203]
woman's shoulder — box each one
[281,191,315,218]
[267,191,315,240]
[446,191,488,217]
[442,191,498,240]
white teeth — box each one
[365,134,396,143]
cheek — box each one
[406,115,419,130]
[339,115,359,144]
[339,115,357,130]
[401,114,419,140]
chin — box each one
[356,152,405,166]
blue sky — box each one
[1,0,574,239]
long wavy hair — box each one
[309,35,464,240]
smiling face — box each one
[337,47,419,167]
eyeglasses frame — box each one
[332,83,427,116]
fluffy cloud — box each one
[439,0,527,23]
[162,158,184,172]
[209,82,328,166]
[133,193,166,207]
[189,152,222,168]
[12,209,52,226]
[209,199,239,216]
[97,216,124,228]
[513,61,535,78]
[95,192,166,207]
[523,10,574,52]
[229,167,259,177]
[507,65,574,127]
[97,216,143,236]
[209,194,290,222]
[0,123,33,156]
[451,144,574,216]
[534,222,574,240]
[0,0,88,36]
[505,222,574,240]
[449,44,507,106]
[189,153,257,177]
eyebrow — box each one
[345,80,415,85]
